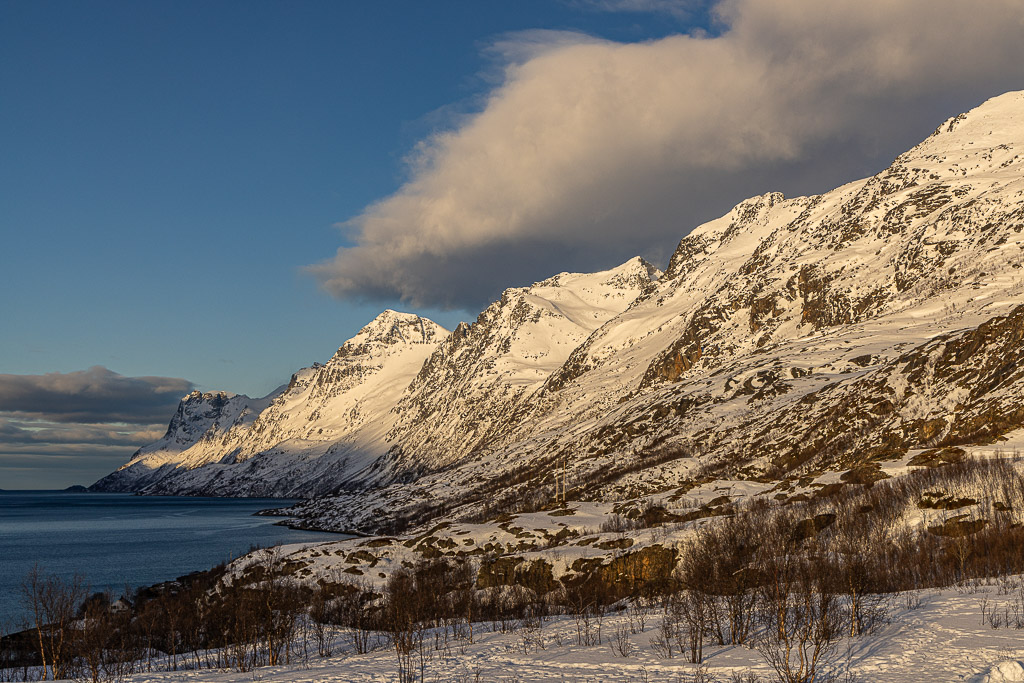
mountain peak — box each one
[931,90,1024,140]
[182,389,241,404]
[336,310,448,357]
[605,255,663,285]
[531,256,661,292]
[895,89,1024,181]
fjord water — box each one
[0,492,340,627]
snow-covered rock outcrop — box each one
[91,389,279,493]
[92,311,448,496]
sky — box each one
[2,0,1024,489]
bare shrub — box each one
[610,625,633,657]
[754,555,841,683]
[628,597,648,633]
[650,610,677,659]
[22,565,87,681]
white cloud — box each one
[310,0,1024,309]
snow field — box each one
[98,581,1024,683]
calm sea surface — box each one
[0,492,341,627]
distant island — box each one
[63,485,89,493]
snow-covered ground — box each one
[78,581,1024,683]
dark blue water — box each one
[0,492,341,627]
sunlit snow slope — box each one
[92,311,448,496]
[284,91,1024,531]
[98,92,1024,524]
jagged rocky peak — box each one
[168,390,242,432]
[841,89,1024,213]
[410,255,663,389]
[662,90,1024,285]
[638,90,1024,389]
[94,311,451,496]
[333,309,447,359]
[482,256,664,341]
[386,256,662,470]
[272,309,450,416]
[535,255,662,287]
[662,192,786,281]
[183,388,234,403]
[128,389,256,461]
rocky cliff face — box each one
[91,389,276,492]
[96,92,1024,530]
[91,311,448,496]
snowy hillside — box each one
[92,311,448,496]
[280,90,1024,532]
[96,92,1024,527]
[385,256,661,473]
[112,583,1024,683]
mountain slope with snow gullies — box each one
[92,311,448,496]
[383,256,661,474]
[281,91,1024,531]
[97,91,1024,528]
[91,389,279,493]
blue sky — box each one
[3,0,1023,488]
[4,1,703,396]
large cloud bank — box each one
[0,367,193,488]
[0,366,193,424]
[309,0,1024,310]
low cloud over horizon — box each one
[0,367,193,489]
[309,0,1024,310]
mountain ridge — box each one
[94,91,1024,533]
[91,310,449,496]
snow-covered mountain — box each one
[281,90,1024,531]
[93,260,659,497]
[96,91,1024,531]
[385,256,661,474]
[91,389,281,492]
[92,310,448,496]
